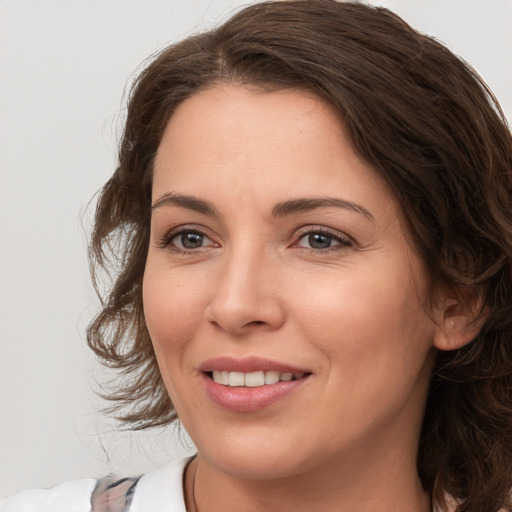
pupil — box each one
[182,232,203,249]
[309,233,331,249]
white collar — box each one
[129,456,193,512]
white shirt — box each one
[0,457,191,512]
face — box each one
[143,84,440,480]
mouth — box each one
[206,370,307,387]
[199,357,312,412]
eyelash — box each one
[158,226,353,254]
[158,226,217,253]
[293,227,353,253]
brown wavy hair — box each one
[87,1,512,510]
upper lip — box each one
[199,356,311,374]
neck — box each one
[185,440,431,512]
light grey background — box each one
[1,0,511,498]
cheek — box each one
[142,263,211,417]
[142,263,206,359]
[291,263,435,371]
[295,270,435,429]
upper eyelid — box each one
[292,225,353,242]
[162,224,215,238]
[295,225,345,235]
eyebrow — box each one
[151,193,374,221]
[272,197,374,221]
[151,193,218,216]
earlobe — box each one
[432,289,488,351]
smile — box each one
[211,370,306,387]
[199,357,312,412]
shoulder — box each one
[0,457,193,512]
[0,478,97,512]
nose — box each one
[205,247,286,337]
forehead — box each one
[152,84,396,221]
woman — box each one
[2,1,512,511]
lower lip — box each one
[202,374,309,412]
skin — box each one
[143,84,468,511]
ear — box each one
[432,286,488,351]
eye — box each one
[296,229,352,251]
[162,228,218,251]
[174,231,206,249]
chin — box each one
[203,450,308,481]
[192,425,322,481]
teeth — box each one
[211,370,306,387]
[245,371,265,387]
[213,370,231,385]
[264,371,280,385]
[228,372,245,387]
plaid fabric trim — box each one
[91,475,141,512]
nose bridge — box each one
[206,235,285,334]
